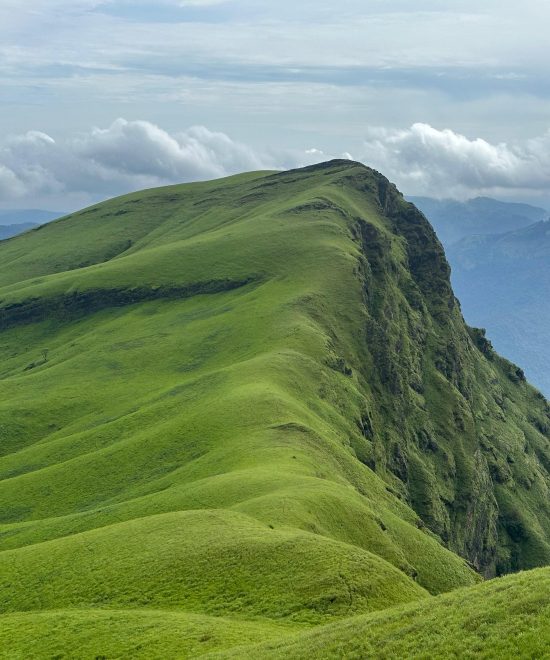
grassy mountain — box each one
[0,222,37,240]
[410,196,547,246]
[2,567,549,659]
[0,160,549,657]
[447,220,550,397]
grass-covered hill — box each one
[0,160,549,657]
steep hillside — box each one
[412,195,550,397]
[447,220,550,396]
[0,161,549,656]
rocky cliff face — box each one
[302,162,550,576]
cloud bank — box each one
[2,0,550,185]
[0,119,271,208]
[2,118,550,209]
[362,123,550,199]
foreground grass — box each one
[211,567,550,659]
[0,610,300,659]
[2,566,548,659]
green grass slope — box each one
[3,568,549,659]
[213,565,550,659]
[0,160,549,656]
[0,610,299,660]
[0,510,427,622]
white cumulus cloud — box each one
[3,118,550,211]
[0,118,352,209]
[0,119,272,208]
[75,119,265,182]
[362,122,550,199]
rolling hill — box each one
[210,565,550,659]
[0,160,549,657]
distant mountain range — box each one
[410,196,547,246]
[0,209,62,226]
[0,210,62,241]
[0,223,39,240]
[447,220,550,397]
[413,196,550,396]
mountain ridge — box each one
[0,160,548,656]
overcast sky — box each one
[1,0,550,211]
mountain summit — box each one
[0,160,549,657]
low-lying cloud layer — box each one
[2,118,550,210]
[0,119,271,209]
[362,123,550,199]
